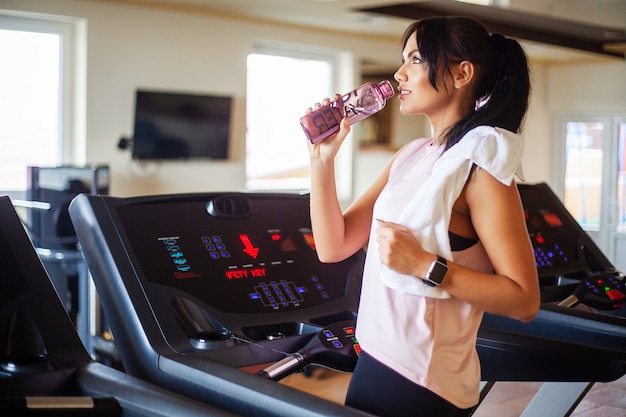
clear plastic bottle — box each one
[300,80,395,144]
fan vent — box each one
[206,195,253,218]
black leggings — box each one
[345,352,475,417]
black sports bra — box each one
[449,231,479,251]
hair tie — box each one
[475,34,508,112]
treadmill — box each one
[0,195,238,417]
[68,186,626,417]
[69,192,371,417]
[476,183,626,416]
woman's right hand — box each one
[305,95,351,164]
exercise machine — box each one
[69,185,626,417]
[0,195,239,416]
[70,192,370,417]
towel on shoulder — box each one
[380,125,525,298]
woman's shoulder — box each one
[389,137,434,176]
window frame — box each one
[554,113,626,269]
[0,10,85,198]
[245,42,355,202]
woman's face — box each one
[394,32,454,119]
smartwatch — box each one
[424,256,448,287]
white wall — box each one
[1,0,400,198]
[2,0,626,201]
[547,63,626,112]
[520,63,553,185]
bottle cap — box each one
[378,80,395,100]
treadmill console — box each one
[518,183,614,277]
[70,192,364,357]
[518,183,623,305]
[117,195,348,314]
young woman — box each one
[306,17,541,417]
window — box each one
[617,121,626,232]
[0,12,81,197]
[245,46,353,199]
[563,121,604,231]
[555,115,626,270]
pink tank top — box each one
[355,138,494,409]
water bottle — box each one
[300,80,395,144]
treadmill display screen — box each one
[0,221,34,310]
[518,183,600,276]
[114,195,362,314]
[0,201,31,308]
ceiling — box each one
[106,0,626,65]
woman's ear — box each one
[454,61,474,89]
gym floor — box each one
[281,368,626,416]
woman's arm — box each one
[308,115,395,263]
[445,168,540,321]
[376,168,540,322]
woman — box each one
[306,17,541,417]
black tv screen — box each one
[132,90,232,160]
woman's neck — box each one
[428,110,465,146]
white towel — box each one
[380,126,525,298]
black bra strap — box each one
[448,231,478,251]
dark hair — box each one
[401,17,531,151]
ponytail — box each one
[479,34,531,132]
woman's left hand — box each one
[375,219,430,278]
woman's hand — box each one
[375,219,431,278]
[305,95,351,164]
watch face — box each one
[427,260,448,285]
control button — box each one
[253,280,305,309]
[323,330,334,338]
[606,289,625,301]
[343,326,355,336]
[332,341,343,348]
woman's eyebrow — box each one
[402,48,420,61]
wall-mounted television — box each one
[132,90,232,160]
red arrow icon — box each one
[239,234,259,259]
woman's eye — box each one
[412,56,423,64]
